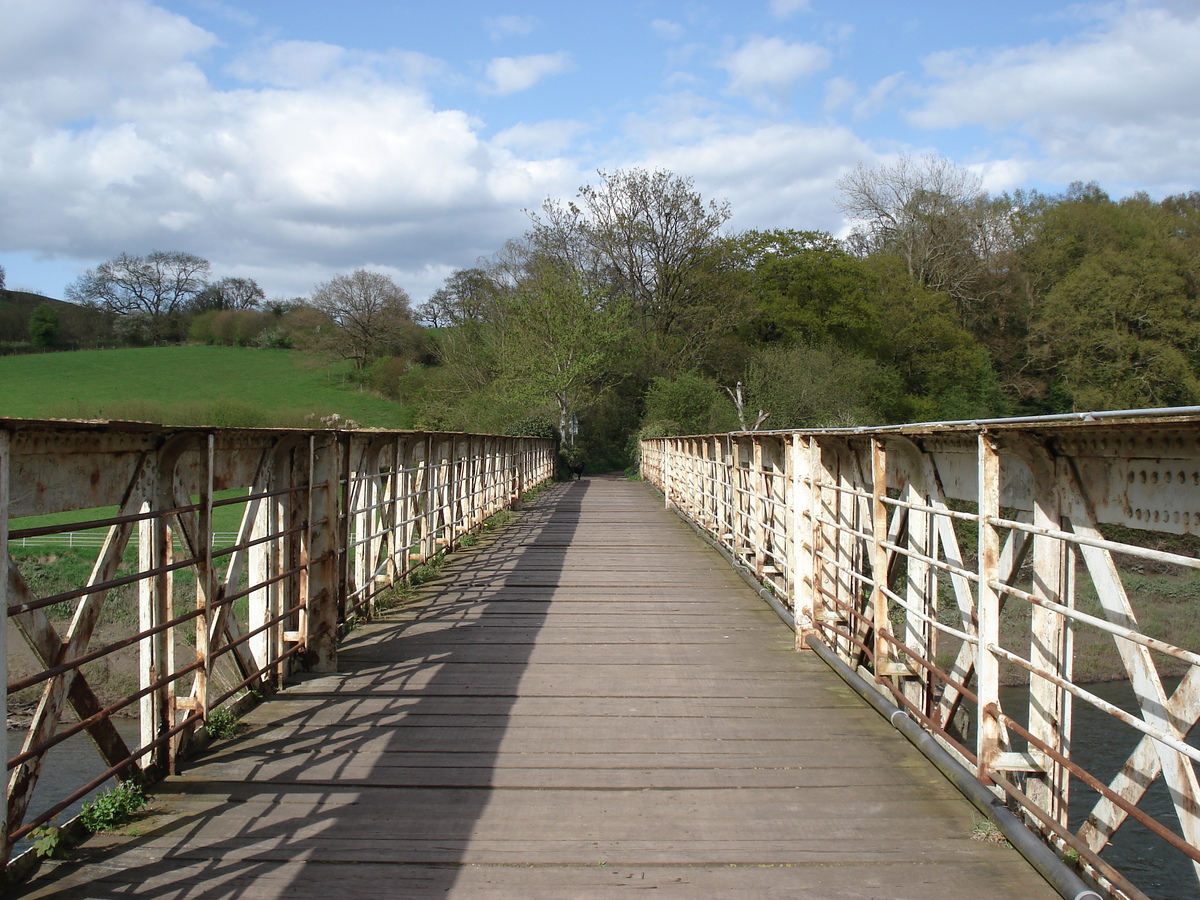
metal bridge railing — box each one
[1,420,554,872]
[642,410,1200,900]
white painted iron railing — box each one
[642,411,1200,900]
[1,420,553,872]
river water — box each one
[1001,680,1199,900]
[9,717,141,858]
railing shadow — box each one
[18,481,585,898]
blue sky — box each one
[2,0,1197,303]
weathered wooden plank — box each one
[17,478,1058,900]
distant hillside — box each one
[0,289,73,310]
[0,345,414,429]
[0,290,98,346]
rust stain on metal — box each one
[3,419,554,871]
[643,411,1200,899]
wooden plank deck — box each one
[17,477,1059,899]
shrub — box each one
[78,779,146,833]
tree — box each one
[310,269,414,370]
[28,303,59,348]
[66,251,211,342]
[855,254,1003,421]
[744,343,903,429]
[415,268,500,327]
[735,229,880,347]
[191,277,265,313]
[0,262,6,293]
[1023,191,1200,410]
[836,155,1011,324]
[492,264,633,441]
[641,373,736,436]
[527,168,743,371]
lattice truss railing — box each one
[1,422,553,868]
[341,434,544,620]
[643,415,1200,900]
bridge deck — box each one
[19,478,1057,899]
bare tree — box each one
[416,268,500,328]
[836,155,1011,322]
[310,269,413,370]
[191,276,265,312]
[67,250,211,342]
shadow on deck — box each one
[16,478,1059,899]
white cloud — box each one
[853,72,905,121]
[823,76,856,112]
[652,19,686,40]
[769,0,811,19]
[720,36,832,98]
[642,122,876,234]
[0,0,214,123]
[483,52,573,96]
[485,14,539,41]
[907,3,1200,190]
[227,42,449,90]
[493,120,590,157]
[227,40,346,88]
[0,2,584,300]
[191,0,257,28]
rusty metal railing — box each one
[642,411,1200,900]
[2,420,553,871]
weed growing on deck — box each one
[78,779,146,833]
[206,706,242,740]
[970,817,1009,845]
[28,826,68,859]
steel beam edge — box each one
[806,633,1102,900]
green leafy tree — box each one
[735,229,880,347]
[528,168,744,371]
[866,255,1006,421]
[1023,187,1200,411]
[744,343,903,429]
[492,265,633,441]
[641,372,737,435]
[27,303,59,348]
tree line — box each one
[4,158,1197,472]
[401,162,1200,469]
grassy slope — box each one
[0,345,412,428]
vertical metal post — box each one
[791,433,815,649]
[1026,448,1069,823]
[196,434,215,727]
[752,438,767,578]
[139,471,173,771]
[870,439,889,674]
[351,441,370,612]
[730,438,743,558]
[308,434,340,672]
[249,462,272,678]
[0,428,10,863]
[977,433,1002,785]
[904,481,933,714]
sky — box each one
[2,0,1198,304]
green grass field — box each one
[0,346,414,428]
